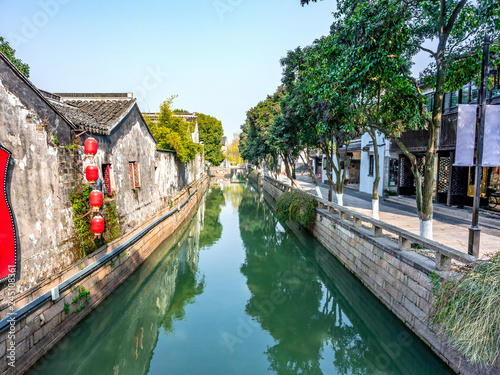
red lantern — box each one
[86,165,99,183]
[89,190,103,209]
[91,215,105,235]
[84,138,98,155]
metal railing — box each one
[0,175,209,333]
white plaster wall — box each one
[0,77,75,292]
[359,132,386,197]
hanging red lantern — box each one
[86,164,99,183]
[84,137,98,155]
[89,190,103,211]
[91,215,105,237]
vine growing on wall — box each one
[69,185,121,257]
[275,190,316,227]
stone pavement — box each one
[280,174,500,258]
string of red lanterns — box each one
[84,137,105,239]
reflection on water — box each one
[28,184,452,375]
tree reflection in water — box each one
[199,187,225,248]
[237,185,449,375]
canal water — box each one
[28,184,452,375]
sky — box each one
[0,0,431,139]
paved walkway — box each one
[280,174,500,258]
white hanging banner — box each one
[483,105,500,167]
[455,104,477,166]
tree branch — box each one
[417,45,437,58]
[444,0,467,36]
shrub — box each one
[430,252,500,365]
[275,190,316,226]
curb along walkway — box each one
[281,174,500,258]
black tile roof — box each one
[64,99,135,129]
[41,92,136,135]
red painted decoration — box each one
[86,165,99,183]
[91,215,105,235]
[0,146,16,282]
[89,190,103,208]
[84,138,98,155]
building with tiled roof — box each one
[40,92,140,136]
[0,51,204,295]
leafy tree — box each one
[240,88,283,170]
[0,36,29,77]
[280,48,325,197]
[282,37,362,205]
[240,87,302,185]
[225,134,243,166]
[145,96,202,162]
[196,113,225,166]
[301,0,499,238]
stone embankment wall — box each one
[262,175,498,375]
[0,176,209,375]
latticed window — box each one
[103,164,113,196]
[129,162,141,189]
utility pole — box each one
[468,35,490,257]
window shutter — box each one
[104,165,112,196]
[133,163,141,188]
[129,163,135,188]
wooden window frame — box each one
[129,162,141,189]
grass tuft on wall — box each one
[430,252,500,365]
[275,189,316,226]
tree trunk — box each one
[281,152,298,187]
[299,152,323,199]
[368,128,381,220]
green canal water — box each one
[28,184,452,375]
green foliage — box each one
[226,135,243,166]
[103,203,120,240]
[275,190,317,226]
[52,135,59,145]
[430,253,500,365]
[69,185,120,257]
[63,302,70,314]
[196,113,225,166]
[0,36,30,77]
[145,96,202,162]
[240,87,285,166]
[71,285,90,313]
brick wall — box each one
[0,176,209,374]
[262,178,499,375]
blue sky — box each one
[0,0,431,139]
[0,0,339,138]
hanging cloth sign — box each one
[483,105,500,167]
[455,104,477,166]
[0,145,17,282]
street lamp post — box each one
[468,36,491,257]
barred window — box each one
[129,162,141,189]
[103,164,113,196]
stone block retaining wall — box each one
[0,176,209,375]
[263,176,499,375]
